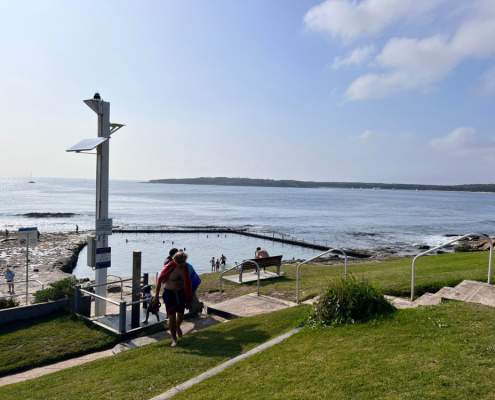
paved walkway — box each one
[0,315,222,388]
[206,293,297,318]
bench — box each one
[239,255,283,283]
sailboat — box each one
[28,172,35,184]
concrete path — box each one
[206,293,297,318]
[150,327,301,400]
[0,315,223,388]
[222,270,284,284]
[386,280,495,309]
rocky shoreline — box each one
[0,232,87,298]
[0,229,492,301]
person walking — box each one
[154,251,192,347]
[220,254,226,270]
[215,258,220,272]
[210,257,216,272]
[5,266,15,295]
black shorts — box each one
[162,289,185,314]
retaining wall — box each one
[0,299,69,326]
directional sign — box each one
[96,218,113,236]
[18,227,38,246]
[95,247,111,269]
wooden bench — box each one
[239,255,283,283]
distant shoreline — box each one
[148,177,495,193]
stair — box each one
[386,280,495,309]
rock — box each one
[108,284,122,293]
[18,212,78,218]
[417,245,430,250]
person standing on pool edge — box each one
[154,251,192,347]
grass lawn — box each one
[177,302,495,400]
[199,251,492,302]
[0,305,309,400]
[0,312,117,377]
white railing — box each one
[296,248,348,304]
[410,233,493,301]
[220,259,261,296]
[0,279,45,304]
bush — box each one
[34,277,78,303]
[0,298,19,310]
[309,276,395,326]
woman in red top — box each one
[154,251,192,347]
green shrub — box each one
[0,298,19,310]
[309,276,395,326]
[34,277,78,303]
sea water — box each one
[1,177,495,277]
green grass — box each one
[200,251,492,302]
[176,302,495,400]
[0,305,309,400]
[0,312,117,377]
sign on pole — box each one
[96,218,113,236]
[18,227,38,247]
[18,227,38,305]
[95,247,111,269]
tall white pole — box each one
[95,100,110,316]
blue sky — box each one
[0,0,494,184]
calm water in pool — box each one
[74,232,321,279]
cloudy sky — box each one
[0,0,494,184]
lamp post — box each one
[67,93,124,316]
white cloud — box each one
[430,127,495,152]
[304,0,445,41]
[356,130,377,144]
[346,5,495,100]
[332,46,375,69]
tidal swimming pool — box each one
[74,232,321,279]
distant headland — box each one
[148,177,495,193]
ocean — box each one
[1,177,495,277]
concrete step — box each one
[384,295,416,309]
[444,280,495,307]
[414,292,442,306]
[206,293,297,319]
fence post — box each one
[119,301,127,334]
[131,251,141,329]
[73,285,81,313]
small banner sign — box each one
[18,227,38,247]
[95,247,111,269]
[96,218,113,236]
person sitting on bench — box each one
[255,247,270,259]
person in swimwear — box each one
[154,251,192,347]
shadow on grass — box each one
[176,323,270,358]
[0,311,68,335]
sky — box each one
[0,0,494,184]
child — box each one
[5,266,15,295]
[142,284,160,324]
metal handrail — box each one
[220,259,261,296]
[108,274,125,300]
[79,288,120,306]
[410,232,493,301]
[296,248,348,304]
[0,279,44,289]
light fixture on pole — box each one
[67,93,124,316]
